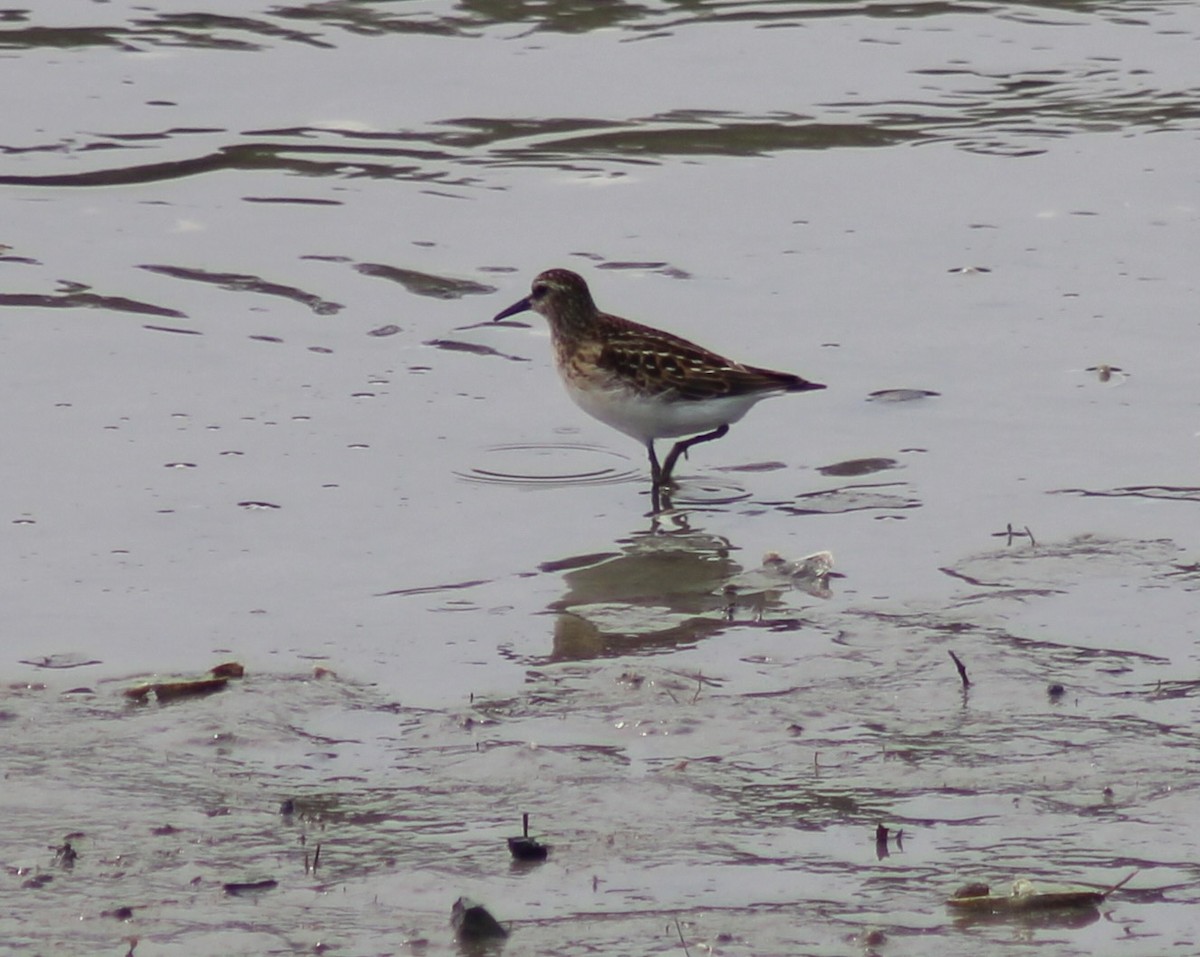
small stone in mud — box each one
[451,897,508,941]
[104,905,135,920]
[279,799,296,816]
[1047,683,1065,700]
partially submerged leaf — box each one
[125,676,229,702]
[948,872,1136,912]
[124,663,245,703]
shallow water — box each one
[2,1,1199,954]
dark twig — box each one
[992,523,1036,547]
[673,918,691,957]
[948,650,970,689]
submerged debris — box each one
[818,457,897,477]
[761,549,835,585]
[723,550,837,615]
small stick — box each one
[691,673,703,705]
[1102,869,1139,896]
[522,812,530,838]
[312,843,322,874]
[948,650,970,689]
[992,523,1036,546]
[673,918,691,957]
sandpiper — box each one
[493,268,825,489]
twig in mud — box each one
[691,672,703,704]
[948,650,970,689]
[992,523,1036,547]
[312,842,321,874]
[673,918,691,957]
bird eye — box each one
[531,284,547,300]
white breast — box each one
[564,377,776,443]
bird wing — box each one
[595,315,812,400]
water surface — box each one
[2,1,1199,954]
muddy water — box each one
[2,1,1199,954]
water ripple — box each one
[456,442,641,488]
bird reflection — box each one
[543,517,836,661]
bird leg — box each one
[647,442,663,487]
[657,424,730,487]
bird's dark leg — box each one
[659,424,730,486]
[647,441,663,487]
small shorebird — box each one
[493,268,825,490]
